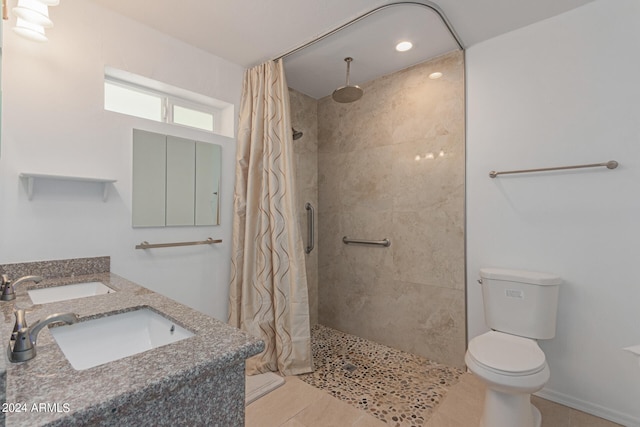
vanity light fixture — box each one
[11,0,59,42]
[13,0,52,27]
[395,41,413,52]
[13,17,48,42]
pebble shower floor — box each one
[298,325,464,427]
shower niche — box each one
[284,2,466,368]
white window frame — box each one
[168,97,218,133]
[104,70,223,134]
[104,77,166,122]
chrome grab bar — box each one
[135,238,222,250]
[489,160,618,178]
[342,236,391,247]
[305,202,314,254]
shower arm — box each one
[345,58,352,86]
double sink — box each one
[19,281,193,370]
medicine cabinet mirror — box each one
[132,129,223,227]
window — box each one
[104,67,233,136]
[172,103,214,132]
[104,80,163,122]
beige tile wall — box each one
[289,50,465,367]
[289,89,319,326]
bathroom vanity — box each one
[0,257,263,426]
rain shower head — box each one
[292,128,303,140]
[332,57,363,103]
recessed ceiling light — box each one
[429,72,443,79]
[395,41,413,52]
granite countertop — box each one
[0,272,264,426]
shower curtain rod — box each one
[273,1,464,62]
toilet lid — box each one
[468,331,546,376]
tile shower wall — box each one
[317,51,466,367]
[290,89,319,326]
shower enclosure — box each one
[284,1,466,368]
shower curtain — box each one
[229,59,313,376]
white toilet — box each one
[465,268,561,427]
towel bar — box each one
[135,238,221,249]
[489,160,618,178]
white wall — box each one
[466,0,640,424]
[0,1,243,320]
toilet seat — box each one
[468,331,546,376]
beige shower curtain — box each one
[229,59,312,376]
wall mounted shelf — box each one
[19,173,117,202]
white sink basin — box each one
[50,308,194,370]
[28,281,115,304]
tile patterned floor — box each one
[297,325,464,426]
[246,324,623,427]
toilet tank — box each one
[480,268,561,340]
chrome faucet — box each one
[11,309,28,340]
[0,275,43,301]
[8,309,78,363]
